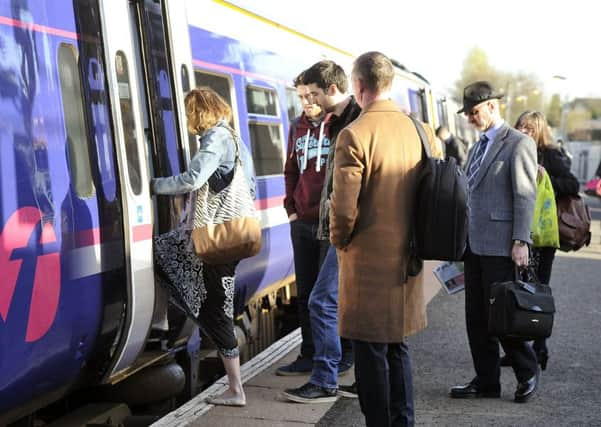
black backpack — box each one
[408,116,469,264]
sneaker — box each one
[276,356,313,376]
[282,382,338,403]
[337,382,358,398]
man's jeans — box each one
[290,220,328,360]
[308,245,341,389]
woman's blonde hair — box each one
[184,87,232,135]
[515,110,556,149]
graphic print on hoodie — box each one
[284,112,332,223]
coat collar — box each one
[360,99,402,114]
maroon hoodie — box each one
[284,112,332,223]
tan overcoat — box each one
[330,100,437,343]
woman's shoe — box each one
[536,349,549,371]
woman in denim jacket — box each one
[152,87,256,407]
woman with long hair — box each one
[512,110,579,370]
[152,87,256,407]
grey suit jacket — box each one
[466,122,537,257]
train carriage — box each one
[0,0,443,424]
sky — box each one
[231,0,600,100]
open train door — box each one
[162,0,196,162]
[95,0,156,380]
[132,0,195,235]
[130,0,197,345]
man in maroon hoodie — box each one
[277,72,332,375]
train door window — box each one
[285,87,302,123]
[248,123,284,176]
[392,79,410,113]
[58,43,95,198]
[115,51,142,195]
[246,86,278,116]
[408,89,426,122]
[436,98,448,127]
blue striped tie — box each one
[466,134,489,189]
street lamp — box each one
[552,75,569,139]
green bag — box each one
[531,169,560,248]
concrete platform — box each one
[152,329,355,427]
[154,198,601,426]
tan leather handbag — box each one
[192,137,261,264]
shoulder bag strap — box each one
[407,114,431,160]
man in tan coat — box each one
[330,51,432,427]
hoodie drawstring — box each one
[302,128,310,171]
[315,121,325,172]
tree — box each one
[453,47,544,125]
[546,94,562,127]
[452,47,499,102]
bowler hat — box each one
[457,81,504,114]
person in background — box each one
[436,125,467,168]
[278,71,331,376]
[282,60,360,402]
[450,81,539,404]
[504,110,579,370]
[152,87,256,407]
[555,137,573,169]
[329,51,430,426]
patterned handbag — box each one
[153,197,207,318]
[192,134,261,264]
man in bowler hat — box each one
[450,81,540,403]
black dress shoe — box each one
[514,370,539,403]
[450,380,500,398]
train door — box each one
[130,0,196,343]
[95,1,155,379]
[132,0,195,235]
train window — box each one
[115,51,142,195]
[285,87,302,122]
[57,43,95,199]
[408,89,427,122]
[194,71,233,110]
[246,86,278,116]
[248,123,284,176]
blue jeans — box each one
[308,245,341,389]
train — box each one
[0,0,466,424]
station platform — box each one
[153,197,601,427]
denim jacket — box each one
[151,120,256,198]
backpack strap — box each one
[405,114,428,279]
[407,114,432,160]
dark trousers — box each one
[290,220,329,359]
[464,247,538,384]
[352,340,414,427]
[197,262,238,357]
[530,246,556,353]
